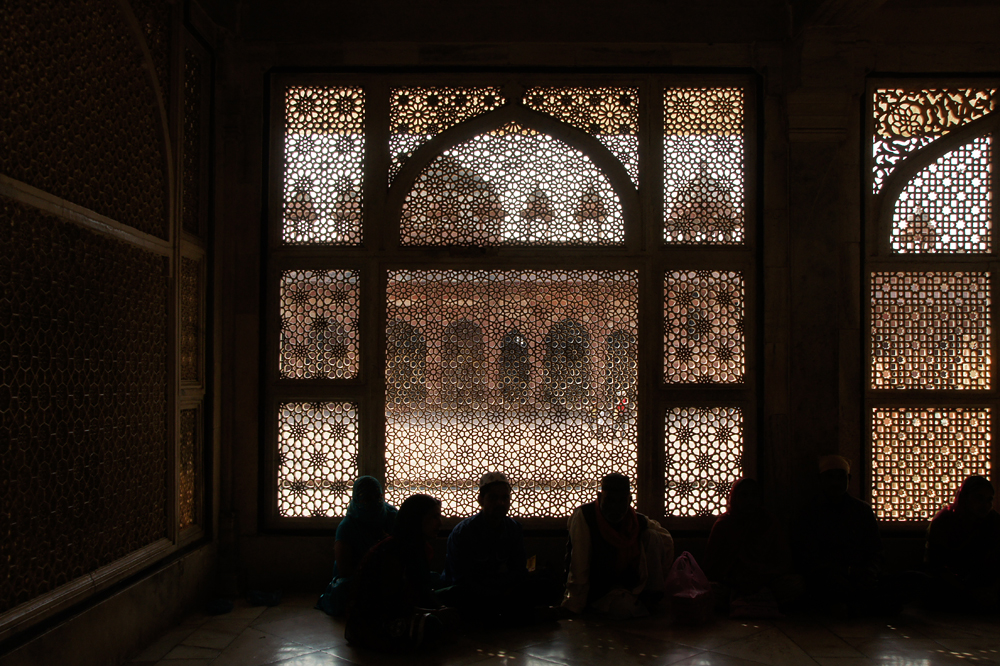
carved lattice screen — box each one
[1,197,168,614]
[873,88,996,192]
[270,76,753,524]
[872,407,991,520]
[390,87,504,182]
[664,88,745,244]
[665,407,743,516]
[868,84,996,521]
[282,87,365,244]
[400,123,625,246]
[384,270,638,518]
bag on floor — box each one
[665,551,714,623]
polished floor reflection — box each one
[130,592,1000,666]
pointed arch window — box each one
[866,83,999,522]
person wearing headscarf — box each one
[704,478,799,615]
[437,472,560,622]
[926,475,1000,611]
[563,473,674,617]
[317,476,398,616]
[345,493,447,651]
[792,455,896,614]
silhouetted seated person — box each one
[317,476,398,616]
[563,473,674,617]
[926,475,1000,612]
[437,472,558,623]
[345,494,447,652]
[704,478,801,615]
[793,455,897,615]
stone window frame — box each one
[864,78,1000,525]
[264,72,759,530]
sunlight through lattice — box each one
[892,135,991,254]
[872,407,991,521]
[873,88,996,192]
[390,87,503,182]
[666,407,743,517]
[283,86,364,244]
[664,88,745,244]
[664,271,745,384]
[278,402,359,517]
[400,123,624,246]
[524,87,639,184]
[385,270,638,517]
[280,270,360,379]
[871,272,990,389]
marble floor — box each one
[130,593,1000,666]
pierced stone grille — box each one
[664,88,745,244]
[128,0,171,103]
[179,408,199,529]
[385,270,638,518]
[891,135,991,254]
[182,49,202,237]
[1,197,168,615]
[664,271,745,384]
[1,0,168,238]
[873,88,996,192]
[390,87,504,182]
[523,87,639,185]
[278,402,359,517]
[282,87,364,244]
[400,122,624,246]
[665,407,743,517]
[279,270,360,380]
[872,407,991,521]
[871,272,990,389]
[180,257,201,383]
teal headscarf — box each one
[344,475,390,524]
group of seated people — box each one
[316,457,1000,652]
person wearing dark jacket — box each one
[792,455,897,615]
[438,472,560,622]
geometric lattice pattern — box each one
[279,270,360,380]
[127,0,171,103]
[1,0,168,237]
[873,88,996,192]
[523,87,640,184]
[872,407,991,521]
[180,257,201,383]
[664,88,745,244]
[871,272,990,389]
[400,122,624,246]
[282,87,364,244]
[179,408,199,530]
[182,49,202,237]
[665,407,743,517]
[892,135,991,254]
[389,87,504,182]
[278,402,359,517]
[1,196,168,615]
[385,270,638,518]
[664,271,745,384]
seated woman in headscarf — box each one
[317,476,398,616]
[345,494,448,651]
[704,478,799,615]
[926,475,1000,612]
